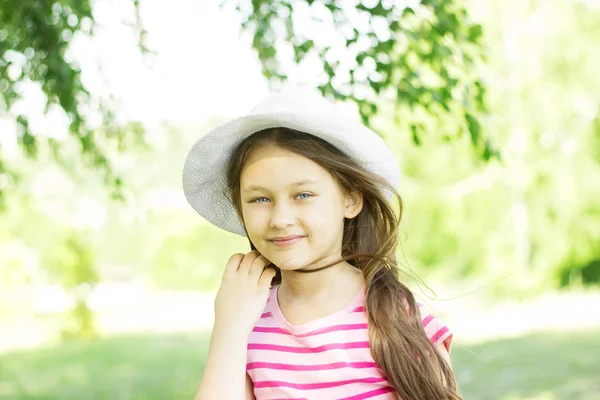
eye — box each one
[250,197,269,204]
[296,192,312,200]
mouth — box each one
[268,235,305,248]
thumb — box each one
[258,267,277,291]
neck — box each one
[278,260,364,304]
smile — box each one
[268,235,305,247]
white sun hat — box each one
[182,86,400,236]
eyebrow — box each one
[242,179,320,193]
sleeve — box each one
[417,302,453,353]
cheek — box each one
[302,200,345,236]
[241,206,268,236]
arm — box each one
[245,372,256,400]
[194,324,250,400]
[416,303,453,371]
[194,252,275,399]
[434,341,453,370]
[434,341,453,390]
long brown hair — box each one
[226,127,461,399]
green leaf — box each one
[411,124,422,146]
[468,24,483,43]
[465,111,481,146]
[356,1,390,17]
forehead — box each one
[240,145,333,188]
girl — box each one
[183,87,460,400]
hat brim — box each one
[182,111,400,236]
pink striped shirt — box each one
[246,285,453,400]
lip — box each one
[268,235,305,247]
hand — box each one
[213,251,276,335]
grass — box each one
[0,330,598,400]
[0,334,209,400]
[452,331,600,399]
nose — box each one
[270,201,296,230]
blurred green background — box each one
[1,0,599,399]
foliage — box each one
[0,0,147,208]
[51,234,98,288]
[51,233,100,339]
[232,0,495,159]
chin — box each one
[267,254,314,271]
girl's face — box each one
[239,144,362,271]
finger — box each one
[249,255,271,278]
[258,267,277,291]
[238,250,260,273]
[223,253,245,278]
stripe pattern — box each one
[247,285,453,399]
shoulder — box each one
[416,302,454,353]
[257,285,280,322]
[261,285,278,313]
